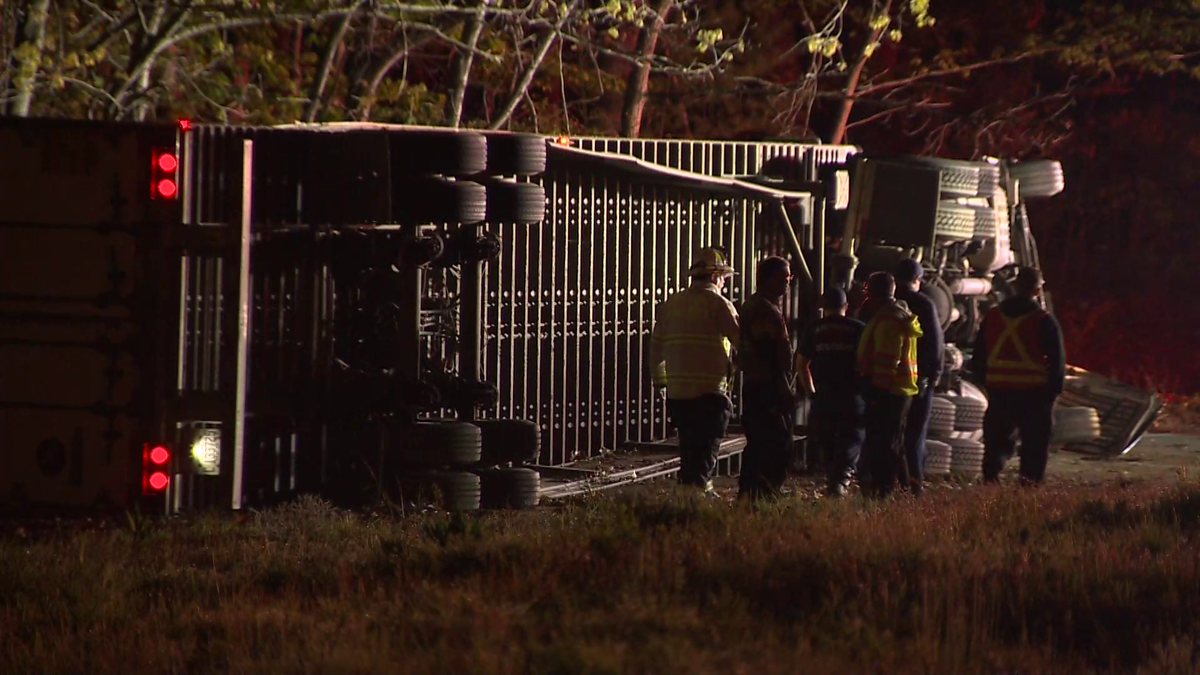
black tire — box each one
[925,439,952,476]
[479,178,546,224]
[944,394,986,432]
[1052,405,1102,445]
[947,438,985,475]
[930,396,957,437]
[475,418,541,466]
[477,467,541,509]
[973,206,1000,239]
[389,129,487,177]
[394,176,487,225]
[397,470,482,512]
[899,156,981,199]
[1009,160,1065,198]
[977,165,1000,197]
[921,276,955,331]
[481,132,547,176]
[935,202,977,240]
[391,421,483,468]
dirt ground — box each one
[640,432,1200,501]
[1043,432,1200,484]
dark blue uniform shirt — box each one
[799,315,865,396]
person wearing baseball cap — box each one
[892,257,945,496]
[796,285,867,497]
[649,246,741,496]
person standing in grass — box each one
[893,258,945,496]
[856,272,923,498]
[649,247,741,496]
[796,286,866,497]
[972,266,1066,486]
[736,256,799,502]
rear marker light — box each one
[151,147,179,200]
[156,178,178,199]
[148,472,169,491]
[143,443,171,494]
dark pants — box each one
[862,387,912,497]
[738,388,794,501]
[667,393,733,489]
[983,390,1055,484]
[901,387,933,494]
[813,390,866,490]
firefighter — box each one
[893,258,944,495]
[649,247,741,495]
[796,286,866,497]
[736,256,798,502]
[971,266,1066,486]
[856,272,923,498]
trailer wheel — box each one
[389,129,488,177]
[1052,405,1102,446]
[397,470,482,512]
[394,177,487,225]
[899,157,981,199]
[480,178,547,224]
[934,202,978,241]
[972,206,1001,239]
[929,395,957,437]
[477,467,541,509]
[944,394,986,432]
[481,132,547,176]
[921,276,955,331]
[925,439,952,477]
[947,437,985,476]
[977,165,1001,197]
[475,418,541,466]
[1009,160,1065,198]
[391,420,483,468]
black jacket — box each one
[970,297,1066,396]
[895,285,945,386]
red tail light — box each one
[151,148,179,200]
[156,178,178,198]
[143,443,171,494]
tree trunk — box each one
[305,3,361,122]
[356,33,434,121]
[489,0,579,130]
[10,0,52,117]
[445,0,490,128]
[619,0,673,138]
[827,0,891,145]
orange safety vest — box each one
[983,306,1049,389]
[857,306,922,396]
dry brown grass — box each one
[4,484,1200,674]
[1153,394,1200,434]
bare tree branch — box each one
[305,1,365,122]
[445,0,490,128]
[490,0,578,130]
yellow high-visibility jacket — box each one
[857,299,923,396]
[649,281,741,400]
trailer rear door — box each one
[0,118,180,512]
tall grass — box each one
[4,485,1200,674]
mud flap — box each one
[1057,365,1163,456]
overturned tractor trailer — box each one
[0,118,1160,515]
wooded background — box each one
[3,0,1199,392]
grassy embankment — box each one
[3,481,1200,675]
